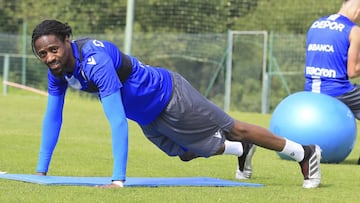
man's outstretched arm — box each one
[36,93,65,174]
[101,90,129,187]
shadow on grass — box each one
[321,158,359,165]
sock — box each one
[279,139,304,162]
[223,140,243,156]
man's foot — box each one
[235,142,256,180]
[358,156,360,165]
[299,144,321,188]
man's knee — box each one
[179,151,200,162]
[226,120,253,141]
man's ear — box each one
[356,9,360,22]
[65,35,71,43]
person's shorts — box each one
[336,84,360,119]
[140,72,234,157]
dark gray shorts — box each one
[336,84,360,119]
[140,72,234,157]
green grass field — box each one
[1,91,360,203]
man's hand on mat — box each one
[35,172,47,176]
[96,180,124,188]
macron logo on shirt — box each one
[87,56,97,65]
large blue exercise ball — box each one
[269,91,357,163]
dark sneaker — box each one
[358,156,360,165]
[299,144,321,188]
[235,142,256,180]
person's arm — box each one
[101,89,128,187]
[36,93,65,174]
[347,26,360,78]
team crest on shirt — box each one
[87,56,97,65]
[92,40,104,47]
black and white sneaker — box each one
[235,142,256,180]
[299,144,321,188]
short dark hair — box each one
[31,19,72,56]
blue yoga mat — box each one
[0,174,263,187]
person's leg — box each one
[160,72,320,188]
[336,85,360,165]
[178,135,256,180]
[140,124,187,157]
[226,120,321,188]
[178,134,244,161]
[336,84,360,120]
[141,119,245,161]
